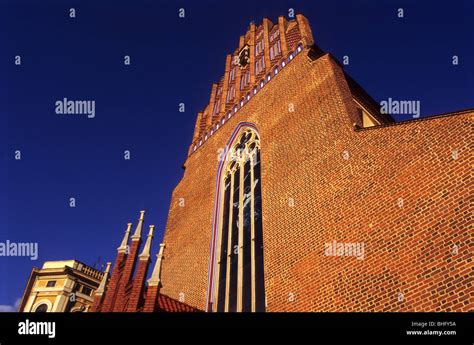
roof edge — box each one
[355,108,474,132]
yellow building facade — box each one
[19,260,104,312]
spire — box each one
[131,210,145,240]
[95,262,111,296]
[139,225,155,261]
[147,243,165,286]
[117,223,132,253]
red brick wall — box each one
[126,259,150,312]
[99,252,126,312]
[159,49,473,312]
[112,239,141,311]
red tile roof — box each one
[156,294,202,312]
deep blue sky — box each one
[0,0,472,309]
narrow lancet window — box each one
[213,128,265,312]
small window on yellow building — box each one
[46,280,56,287]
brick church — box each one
[91,14,472,312]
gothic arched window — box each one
[212,127,265,312]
